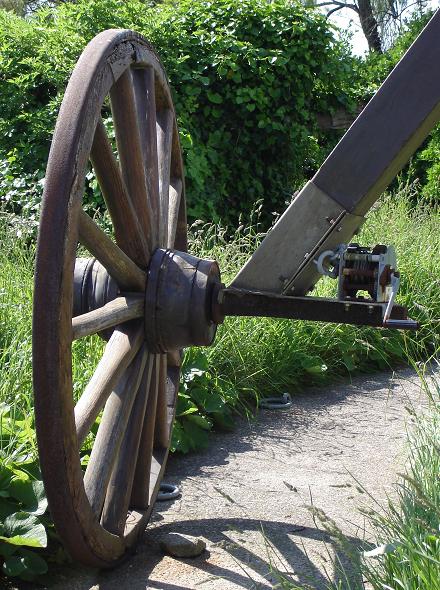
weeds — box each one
[361,366,440,590]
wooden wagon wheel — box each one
[32,29,222,567]
[33,13,436,567]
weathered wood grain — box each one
[90,117,150,266]
[72,295,144,340]
[314,10,440,216]
[156,110,173,247]
[101,354,155,534]
[78,209,146,292]
[154,354,169,449]
[75,323,144,445]
[167,178,182,250]
[84,348,147,516]
[231,181,347,294]
[130,354,160,509]
[110,68,155,250]
[132,67,160,248]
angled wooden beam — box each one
[232,10,440,295]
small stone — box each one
[160,533,206,558]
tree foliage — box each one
[309,0,429,52]
[0,0,361,225]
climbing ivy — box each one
[0,0,360,225]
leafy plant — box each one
[0,0,361,225]
[172,348,235,453]
[0,407,49,581]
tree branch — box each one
[315,1,359,10]
[326,4,350,17]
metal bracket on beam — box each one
[214,287,418,330]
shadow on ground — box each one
[43,368,422,590]
[53,516,366,590]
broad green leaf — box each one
[182,420,209,451]
[211,411,235,432]
[0,497,20,521]
[29,481,48,516]
[207,91,222,104]
[185,414,212,431]
[0,465,14,495]
[10,480,48,516]
[2,512,47,548]
[19,548,48,575]
[3,555,25,577]
[301,357,327,374]
[9,478,33,505]
[0,540,17,558]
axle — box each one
[213,287,417,330]
[73,244,418,353]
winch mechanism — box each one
[315,243,415,329]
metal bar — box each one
[216,288,417,330]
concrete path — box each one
[48,368,430,590]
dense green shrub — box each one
[0,0,360,225]
[146,0,360,221]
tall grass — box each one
[0,183,438,582]
[362,367,440,590]
[0,184,439,434]
[191,189,440,402]
[0,217,36,462]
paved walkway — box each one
[48,368,429,589]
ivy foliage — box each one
[0,0,360,225]
[146,0,360,221]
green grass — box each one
[0,185,438,581]
[0,186,440,449]
[0,216,35,458]
[191,189,440,404]
[361,367,440,590]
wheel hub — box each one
[73,249,222,351]
[145,249,222,352]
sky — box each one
[327,0,439,56]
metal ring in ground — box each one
[259,392,292,410]
[157,483,181,502]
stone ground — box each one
[45,367,430,590]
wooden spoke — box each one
[167,349,182,368]
[78,209,146,292]
[101,354,155,534]
[156,109,173,246]
[132,67,160,246]
[110,68,155,249]
[130,354,160,509]
[72,295,144,340]
[83,348,148,516]
[90,118,150,266]
[167,178,183,249]
[154,354,170,449]
[75,323,144,446]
